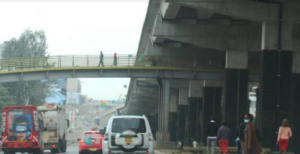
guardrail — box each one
[0,54,224,71]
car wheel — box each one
[61,139,67,153]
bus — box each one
[1,106,44,154]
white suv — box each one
[102,115,154,154]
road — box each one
[0,146,78,154]
[0,146,162,154]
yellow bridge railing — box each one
[0,54,224,72]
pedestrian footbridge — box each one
[0,54,234,83]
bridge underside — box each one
[0,67,226,83]
[119,0,300,152]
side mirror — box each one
[99,129,106,134]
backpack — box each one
[256,128,263,142]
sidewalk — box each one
[155,146,294,154]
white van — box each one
[102,115,154,154]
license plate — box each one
[90,148,96,151]
[125,137,133,143]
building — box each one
[44,78,67,105]
[67,78,81,93]
[66,78,82,104]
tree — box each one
[0,85,16,111]
[3,29,48,59]
[1,29,49,106]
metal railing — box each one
[0,54,224,72]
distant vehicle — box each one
[0,106,44,154]
[102,115,154,154]
[38,104,69,153]
[94,118,100,126]
[78,131,104,154]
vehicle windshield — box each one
[82,133,101,139]
[111,118,146,133]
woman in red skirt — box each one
[217,121,230,154]
[277,119,292,154]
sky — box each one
[0,0,149,100]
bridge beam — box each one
[0,68,226,83]
[167,0,278,21]
[160,0,181,19]
[168,0,300,22]
[152,15,261,52]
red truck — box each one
[1,106,44,154]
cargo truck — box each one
[38,104,69,153]
[1,106,44,154]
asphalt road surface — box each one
[0,146,78,154]
[0,146,161,154]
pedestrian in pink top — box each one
[277,119,292,154]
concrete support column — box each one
[201,81,223,144]
[257,50,293,150]
[258,20,294,150]
[290,74,300,151]
[262,21,279,50]
[177,105,187,145]
[156,79,171,142]
[262,21,293,51]
[186,97,202,146]
[188,80,203,145]
[163,79,170,132]
[224,51,249,145]
[169,88,178,142]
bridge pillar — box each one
[290,41,300,152]
[257,50,293,150]
[201,81,223,144]
[223,51,249,145]
[156,79,171,142]
[185,80,203,145]
[290,73,300,152]
[257,20,295,150]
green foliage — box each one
[2,29,48,59]
[2,81,47,106]
[0,85,16,111]
[1,29,49,106]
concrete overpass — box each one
[0,55,243,83]
[119,0,300,152]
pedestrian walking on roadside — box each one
[206,118,219,154]
[235,136,241,154]
[113,53,117,66]
[237,118,247,154]
[97,51,104,67]
[244,114,262,154]
[217,121,230,154]
[277,119,292,154]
